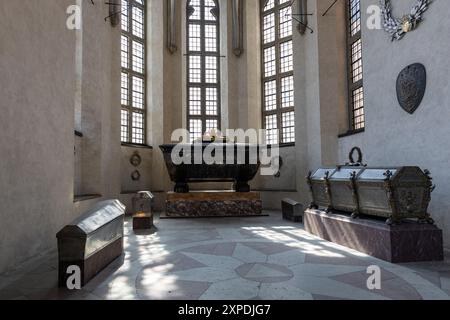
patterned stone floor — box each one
[1,212,450,300]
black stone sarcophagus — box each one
[57,200,125,287]
[307,166,435,225]
[160,143,261,193]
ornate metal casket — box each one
[306,168,337,211]
[160,143,260,193]
[328,166,366,214]
[57,200,125,287]
[307,166,435,225]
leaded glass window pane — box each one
[187,0,221,143]
[261,0,295,145]
[347,0,365,130]
[121,0,147,144]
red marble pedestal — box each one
[304,209,444,263]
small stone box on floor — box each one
[133,212,153,230]
[166,191,263,217]
[304,208,444,263]
[132,191,154,214]
[282,198,304,222]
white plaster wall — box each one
[0,0,123,274]
[338,0,450,248]
[252,146,297,192]
[79,1,121,198]
[0,0,76,273]
[74,135,83,195]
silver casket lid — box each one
[330,167,365,180]
[357,168,399,180]
[57,200,126,239]
[311,168,337,180]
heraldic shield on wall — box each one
[396,63,427,114]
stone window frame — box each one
[346,0,365,131]
[186,0,221,143]
[260,0,296,146]
[121,0,147,145]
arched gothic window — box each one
[121,0,147,144]
[261,0,295,145]
[186,0,221,143]
[346,0,365,130]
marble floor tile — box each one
[199,278,260,300]
[183,243,237,256]
[304,253,371,267]
[291,263,367,278]
[312,294,350,300]
[267,250,306,266]
[258,282,313,300]
[232,243,268,263]
[172,267,238,283]
[217,227,251,241]
[288,276,389,300]
[137,280,211,300]
[413,270,443,288]
[182,251,242,270]
[0,212,449,300]
[236,263,294,283]
[242,242,294,256]
[332,270,422,300]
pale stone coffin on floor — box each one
[56,200,125,287]
[304,209,444,263]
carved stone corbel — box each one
[231,0,244,57]
[167,0,178,54]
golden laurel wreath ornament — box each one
[381,0,432,41]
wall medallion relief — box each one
[130,152,142,167]
[131,170,141,181]
[130,151,142,182]
[396,63,426,115]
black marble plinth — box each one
[304,209,444,263]
[166,191,263,218]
